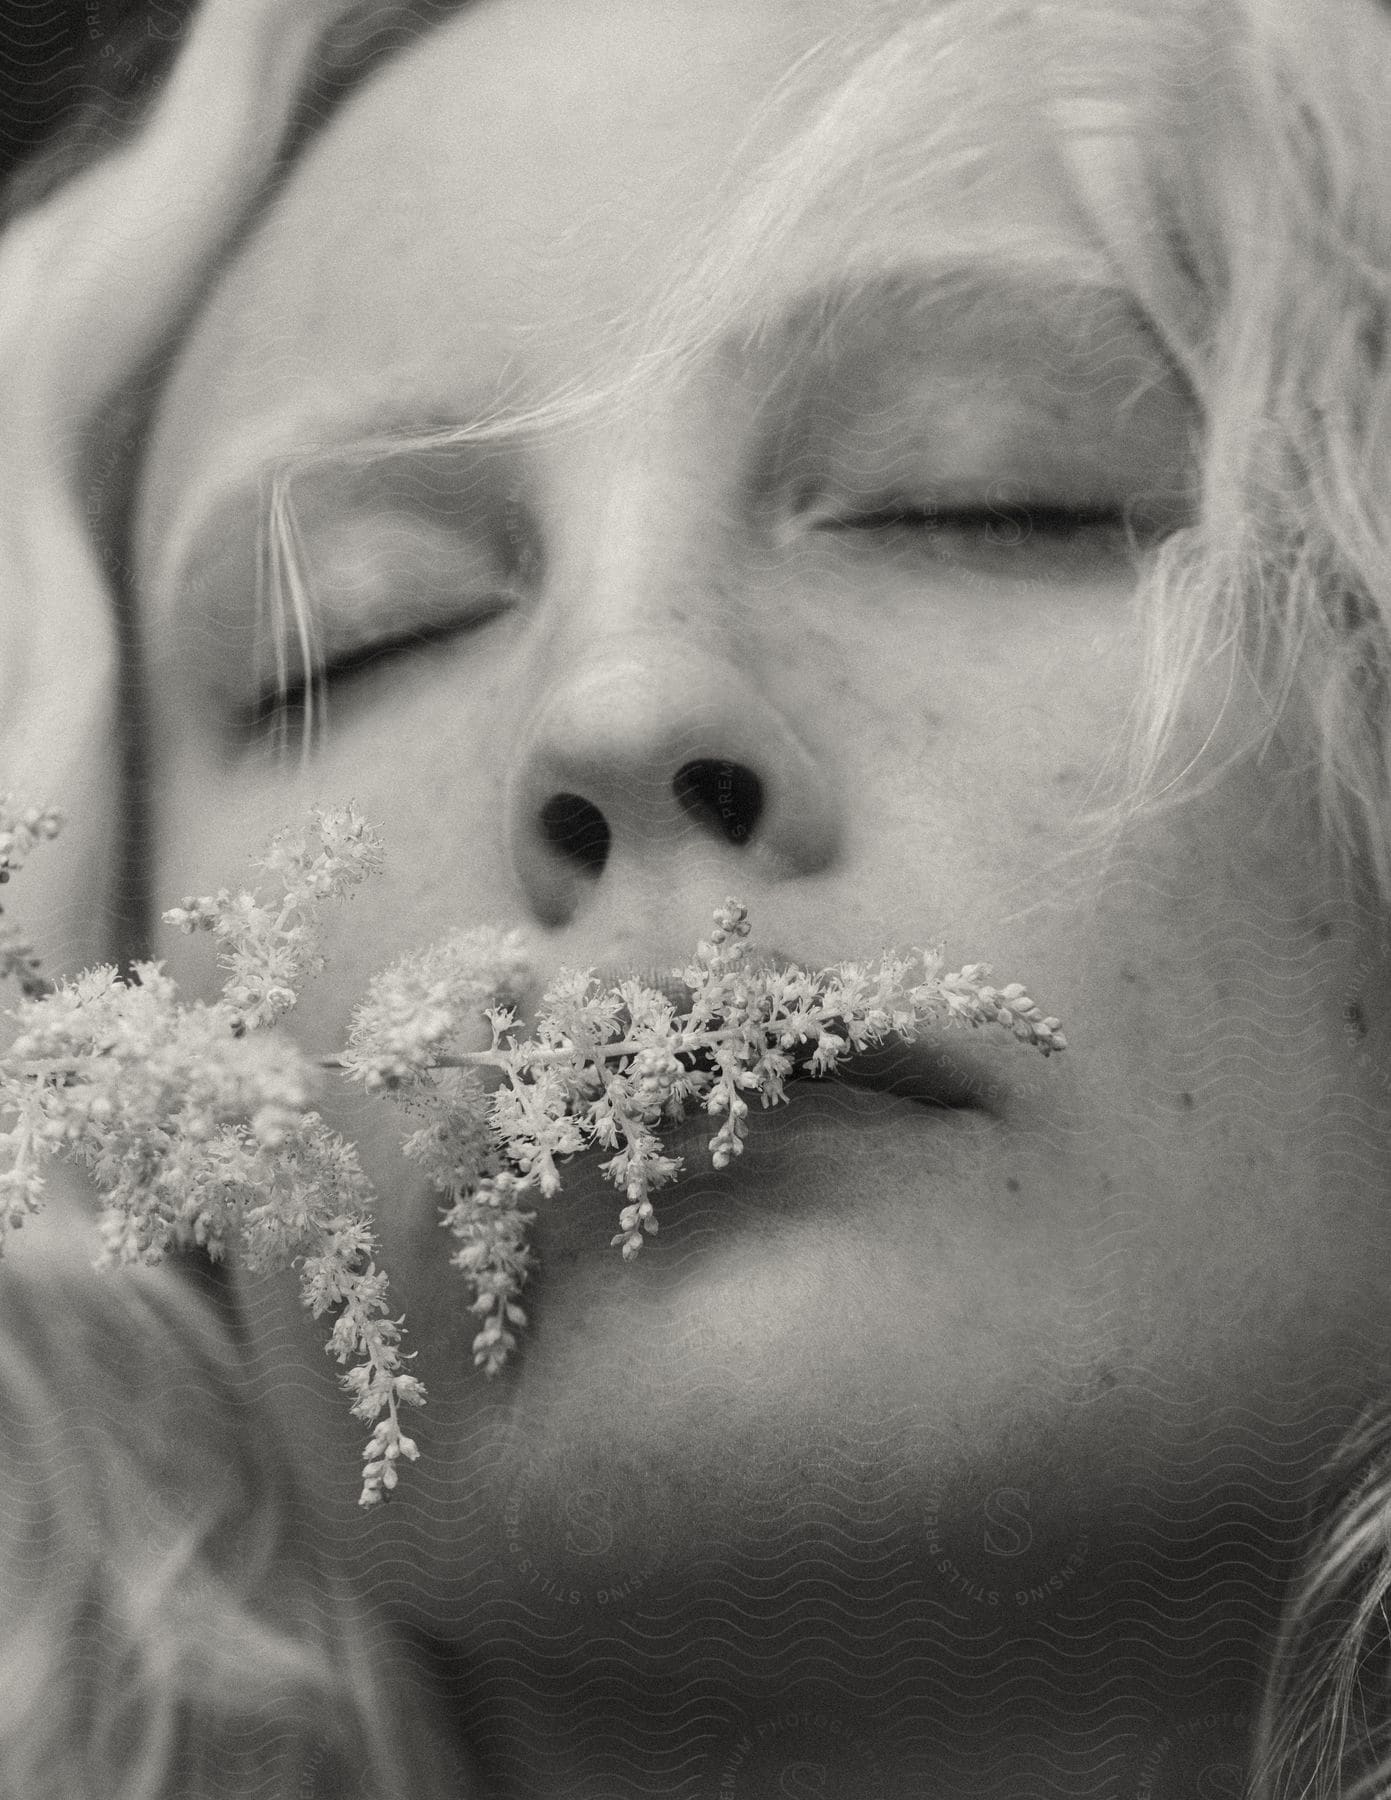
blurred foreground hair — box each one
[0,1223,448,1799]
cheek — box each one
[1061,771,1391,1364]
[153,661,515,975]
[818,572,1137,801]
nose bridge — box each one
[558,426,737,651]
[506,435,843,929]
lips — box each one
[488,949,1003,1277]
[792,1034,993,1114]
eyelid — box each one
[282,581,516,675]
[318,596,515,681]
[810,499,1131,531]
[288,505,516,622]
[799,482,1189,546]
[788,489,1188,587]
[236,599,515,738]
[246,491,526,675]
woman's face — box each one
[134,0,1391,1762]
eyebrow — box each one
[737,257,1187,399]
[160,257,1184,611]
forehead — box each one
[149,0,852,436]
[138,0,1114,593]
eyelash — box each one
[243,603,511,732]
[817,500,1132,544]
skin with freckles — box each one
[131,1,1391,1793]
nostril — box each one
[538,792,611,877]
[673,759,763,847]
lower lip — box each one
[528,1079,993,1255]
[672,1077,980,1154]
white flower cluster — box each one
[339,930,535,1376]
[165,808,384,1031]
[0,803,422,1506]
[0,798,63,999]
[409,899,1065,1274]
[0,800,1066,1506]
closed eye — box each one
[807,493,1177,580]
[817,500,1132,541]
[240,600,513,736]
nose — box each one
[507,636,843,929]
